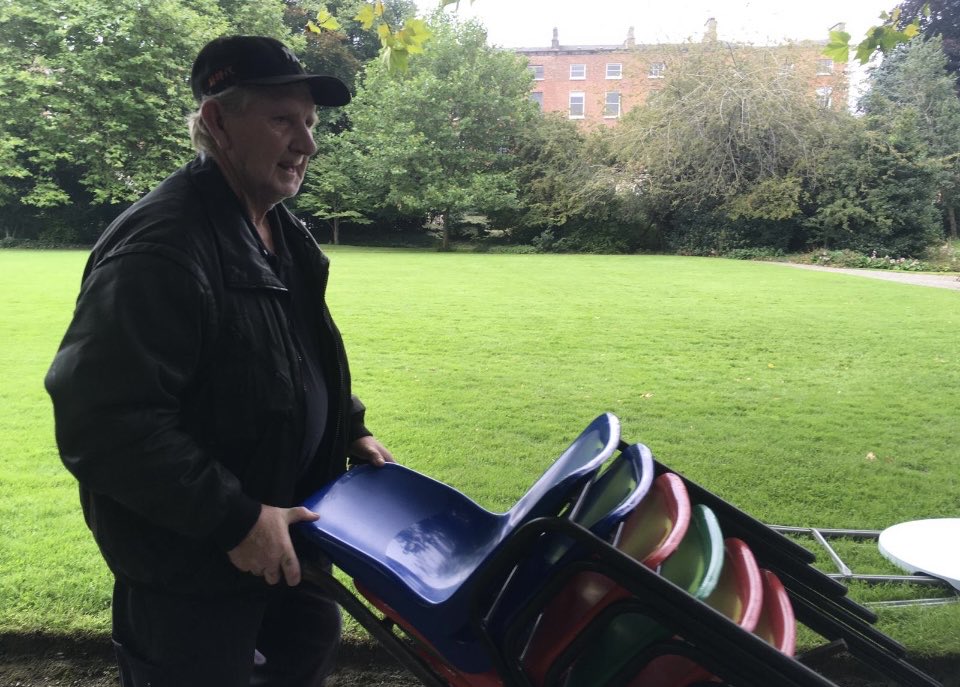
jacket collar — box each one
[188,155,288,291]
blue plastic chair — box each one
[359,440,657,685]
[297,413,621,672]
[481,442,657,643]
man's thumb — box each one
[287,506,320,524]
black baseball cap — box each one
[190,35,351,106]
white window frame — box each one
[816,86,833,108]
[569,91,585,119]
[606,63,623,79]
[530,91,544,109]
[649,61,666,79]
[817,59,834,75]
[569,64,586,80]
[530,65,545,81]
[604,91,621,118]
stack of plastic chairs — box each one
[294,414,943,687]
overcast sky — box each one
[415,0,895,48]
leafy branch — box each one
[308,1,472,73]
[825,4,929,65]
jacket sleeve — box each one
[44,249,261,551]
[348,394,372,442]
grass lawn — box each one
[1,247,958,657]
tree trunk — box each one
[948,205,958,240]
[332,218,340,245]
[441,212,450,251]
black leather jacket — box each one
[45,156,369,593]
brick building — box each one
[515,20,849,127]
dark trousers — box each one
[111,576,341,687]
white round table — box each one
[878,518,960,591]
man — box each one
[44,35,392,686]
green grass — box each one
[2,248,958,656]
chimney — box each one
[552,27,559,49]
[625,26,636,48]
[704,17,717,42]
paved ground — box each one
[778,262,960,290]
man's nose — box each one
[293,125,317,157]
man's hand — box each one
[349,435,396,467]
[227,505,319,586]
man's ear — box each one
[199,99,230,150]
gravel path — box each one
[778,262,960,290]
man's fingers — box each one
[281,553,302,587]
[378,445,396,464]
[263,566,281,585]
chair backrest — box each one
[572,442,655,537]
[755,569,797,656]
[530,442,656,572]
[705,538,763,631]
[506,412,620,528]
[617,472,691,568]
[484,440,654,660]
[558,505,725,687]
[625,538,764,687]
[660,504,725,599]
[524,484,691,684]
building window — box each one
[569,92,585,119]
[816,86,833,108]
[604,91,621,118]
[530,91,544,110]
[817,59,834,75]
[530,65,544,80]
[570,64,586,80]
[649,62,666,78]
[606,63,622,79]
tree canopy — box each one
[1,0,957,260]
[300,12,537,248]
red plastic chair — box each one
[755,569,797,656]
[521,472,692,685]
[626,537,764,687]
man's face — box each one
[220,84,318,215]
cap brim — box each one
[239,74,351,107]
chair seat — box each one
[302,463,503,603]
[296,413,621,672]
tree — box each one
[862,36,960,239]
[297,133,373,244]
[610,43,839,252]
[336,13,537,249]
[897,0,960,82]
[806,113,942,255]
[496,114,649,253]
[0,0,328,243]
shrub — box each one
[807,249,944,272]
[724,247,786,260]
